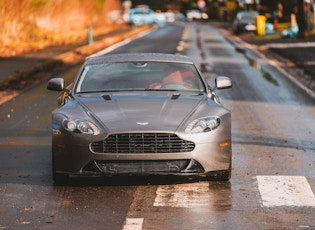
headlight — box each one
[63,118,100,135]
[185,116,221,134]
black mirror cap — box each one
[47,78,64,91]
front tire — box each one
[52,171,69,185]
[52,153,69,185]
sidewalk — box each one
[0,25,151,92]
[239,31,315,67]
[213,21,315,94]
[239,31,315,94]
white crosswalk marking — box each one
[123,176,315,229]
[122,218,144,230]
[257,175,315,207]
[153,182,211,208]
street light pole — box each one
[297,0,306,38]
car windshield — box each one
[75,61,206,93]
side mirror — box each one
[215,76,232,90]
[47,78,64,91]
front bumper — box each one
[52,136,231,176]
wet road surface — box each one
[0,22,314,229]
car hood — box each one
[77,93,208,133]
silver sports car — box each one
[47,53,232,184]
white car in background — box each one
[186,9,208,21]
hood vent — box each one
[171,93,180,100]
[102,94,111,100]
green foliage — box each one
[96,0,106,11]
[97,0,106,5]
[0,0,121,56]
[30,0,49,12]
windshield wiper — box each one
[144,88,178,91]
[77,89,124,94]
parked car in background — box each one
[47,53,233,184]
[128,8,160,26]
[232,11,259,34]
[164,10,186,22]
[186,9,208,21]
[155,11,167,26]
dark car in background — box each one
[232,11,259,34]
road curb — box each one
[0,25,152,104]
[222,30,315,100]
[0,26,152,91]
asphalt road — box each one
[0,22,314,229]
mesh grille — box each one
[96,160,191,173]
[91,133,195,153]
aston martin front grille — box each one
[91,133,195,153]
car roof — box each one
[130,8,153,12]
[237,10,258,15]
[85,53,195,66]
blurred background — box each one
[1,0,314,57]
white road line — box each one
[263,42,315,49]
[153,182,211,208]
[257,175,315,207]
[122,218,144,230]
[87,29,155,58]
